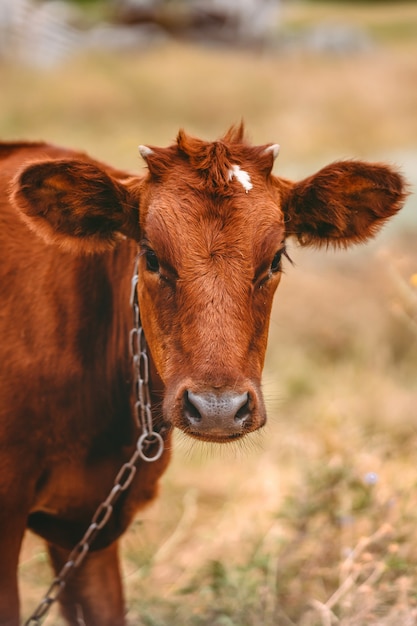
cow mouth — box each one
[184,429,248,444]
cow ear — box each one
[277,161,408,247]
[11,159,140,253]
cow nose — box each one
[183,389,252,439]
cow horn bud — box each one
[264,144,280,161]
[138,145,154,161]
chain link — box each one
[24,255,164,625]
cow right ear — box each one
[275,160,407,248]
[11,159,141,253]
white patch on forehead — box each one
[228,164,253,193]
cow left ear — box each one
[11,159,140,253]
[277,160,408,247]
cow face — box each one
[11,127,407,443]
[134,137,285,442]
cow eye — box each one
[145,249,160,273]
[270,250,283,273]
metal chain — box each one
[129,256,164,462]
[24,255,164,625]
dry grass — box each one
[4,1,416,624]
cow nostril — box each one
[183,390,202,424]
[234,393,251,424]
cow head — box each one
[11,126,407,443]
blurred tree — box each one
[111,0,282,46]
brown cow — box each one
[0,126,407,626]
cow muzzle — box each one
[177,386,265,442]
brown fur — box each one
[0,128,407,625]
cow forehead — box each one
[142,182,284,274]
[138,129,285,267]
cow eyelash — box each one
[256,246,292,288]
[270,250,283,273]
[270,246,292,274]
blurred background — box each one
[2,0,416,624]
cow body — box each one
[0,128,407,625]
[0,142,171,626]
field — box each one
[2,1,416,624]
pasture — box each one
[1,1,416,624]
